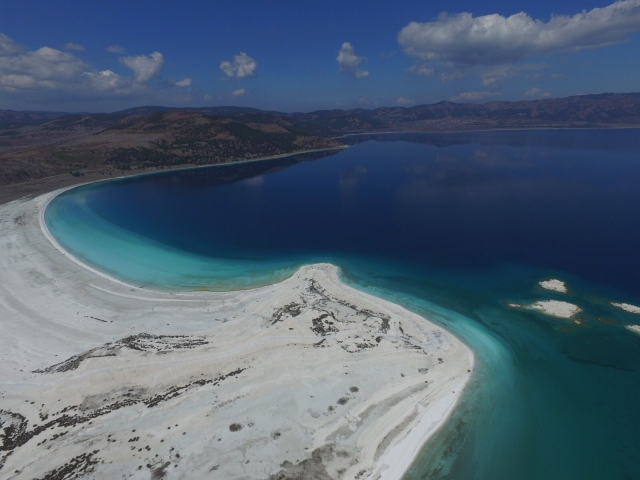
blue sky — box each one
[1,0,639,112]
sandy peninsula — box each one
[0,190,473,479]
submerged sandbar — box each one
[0,190,473,479]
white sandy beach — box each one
[0,190,473,479]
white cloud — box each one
[336,42,369,78]
[439,71,466,83]
[63,42,85,52]
[357,97,370,105]
[232,88,248,96]
[220,52,257,79]
[0,43,87,90]
[120,51,164,82]
[450,91,501,102]
[174,77,192,87]
[481,63,548,86]
[203,94,213,101]
[525,87,551,98]
[406,64,434,77]
[106,45,126,54]
[82,69,131,91]
[0,33,200,109]
[398,0,640,67]
[397,97,412,104]
[0,33,24,57]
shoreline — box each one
[0,145,348,206]
[334,124,640,139]
[0,188,474,479]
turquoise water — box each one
[45,131,640,479]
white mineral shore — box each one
[626,325,640,335]
[612,302,640,314]
[538,279,568,293]
[510,300,582,318]
[0,191,473,480]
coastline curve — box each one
[1,181,473,479]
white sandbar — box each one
[626,325,640,335]
[538,279,568,293]
[612,302,640,314]
[0,191,473,479]
[511,300,582,318]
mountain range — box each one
[1,93,639,189]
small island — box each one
[611,302,640,314]
[510,300,582,319]
[538,279,568,293]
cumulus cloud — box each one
[82,69,130,91]
[232,88,247,96]
[397,97,412,104]
[0,33,24,57]
[336,42,369,78]
[173,77,192,87]
[398,0,640,67]
[0,41,87,90]
[480,63,548,86]
[220,52,257,79]
[0,40,139,98]
[525,87,551,98]
[406,64,434,76]
[120,51,164,82]
[106,45,126,54]
[63,42,85,51]
[0,32,194,110]
[450,91,501,102]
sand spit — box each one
[538,279,568,293]
[612,302,640,314]
[0,192,473,480]
[510,300,582,319]
[626,325,640,335]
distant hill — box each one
[0,109,68,127]
[2,93,640,132]
[1,92,639,189]
[286,93,640,134]
[0,109,342,187]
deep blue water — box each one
[46,130,640,479]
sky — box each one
[1,0,640,112]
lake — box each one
[45,130,640,479]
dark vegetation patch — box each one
[271,303,303,325]
[34,451,99,480]
[151,461,172,479]
[311,313,339,336]
[33,333,209,374]
[267,445,337,480]
[0,368,245,470]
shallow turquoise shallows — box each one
[46,130,640,479]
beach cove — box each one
[0,189,472,479]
